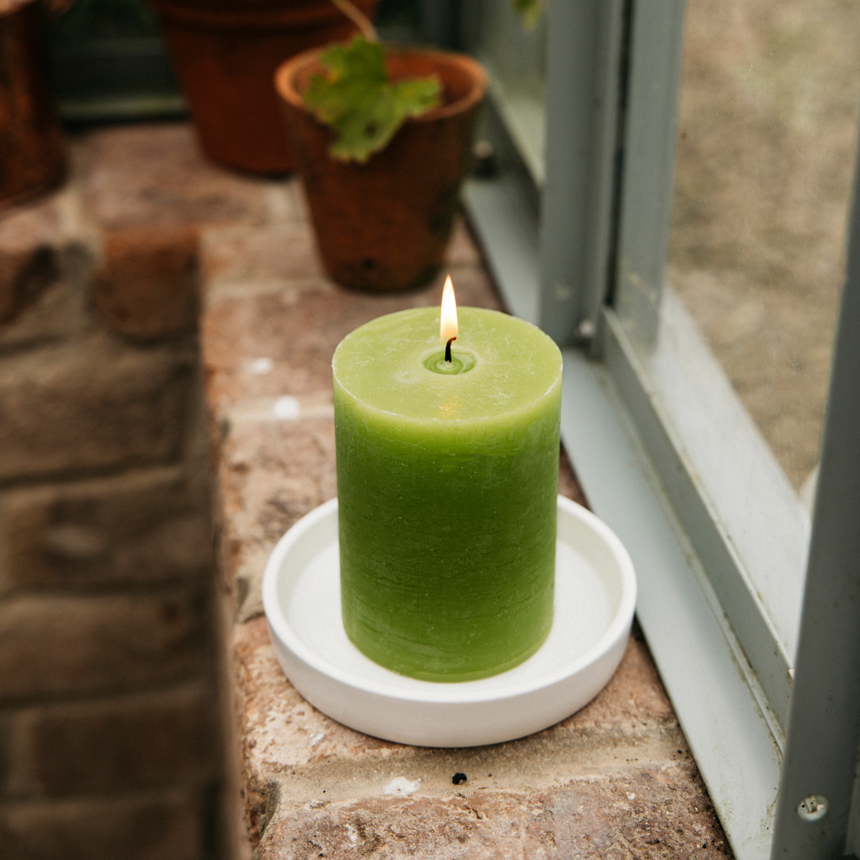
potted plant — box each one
[0,0,69,207]
[274,1,486,292]
[145,0,379,174]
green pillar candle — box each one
[333,301,562,682]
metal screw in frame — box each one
[796,795,829,822]
[471,141,498,179]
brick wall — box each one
[0,122,281,860]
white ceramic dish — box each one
[262,495,636,747]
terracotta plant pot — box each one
[0,0,66,208]
[147,0,378,174]
[275,45,487,292]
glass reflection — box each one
[668,0,860,492]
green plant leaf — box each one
[510,0,544,29]
[302,36,442,163]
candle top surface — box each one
[332,307,561,425]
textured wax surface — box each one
[333,307,562,681]
[333,307,561,426]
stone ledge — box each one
[260,766,729,860]
[233,617,678,784]
[77,123,274,233]
[198,189,732,857]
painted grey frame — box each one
[461,0,860,857]
[768,144,860,860]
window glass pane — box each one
[461,0,547,184]
[48,0,181,120]
[669,0,860,495]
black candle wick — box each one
[445,337,456,363]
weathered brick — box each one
[95,224,200,339]
[262,767,729,860]
[0,331,191,481]
[0,710,10,794]
[0,245,91,352]
[0,787,206,860]
[0,242,58,327]
[0,591,201,701]
[9,683,219,795]
[443,217,484,268]
[200,223,323,292]
[558,446,588,508]
[0,467,213,594]
[0,185,96,349]
[0,196,62,326]
[216,417,336,622]
[201,265,501,418]
[201,209,480,297]
[231,617,677,791]
[79,123,270,232]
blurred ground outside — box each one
[670,0,860,492]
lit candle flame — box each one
[440,275,458,345]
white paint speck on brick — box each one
[272,395,300,420]
[384,777,421,796]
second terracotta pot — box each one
[147,0,378,174]
[275,45,487,292]
[0,0,66,208]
